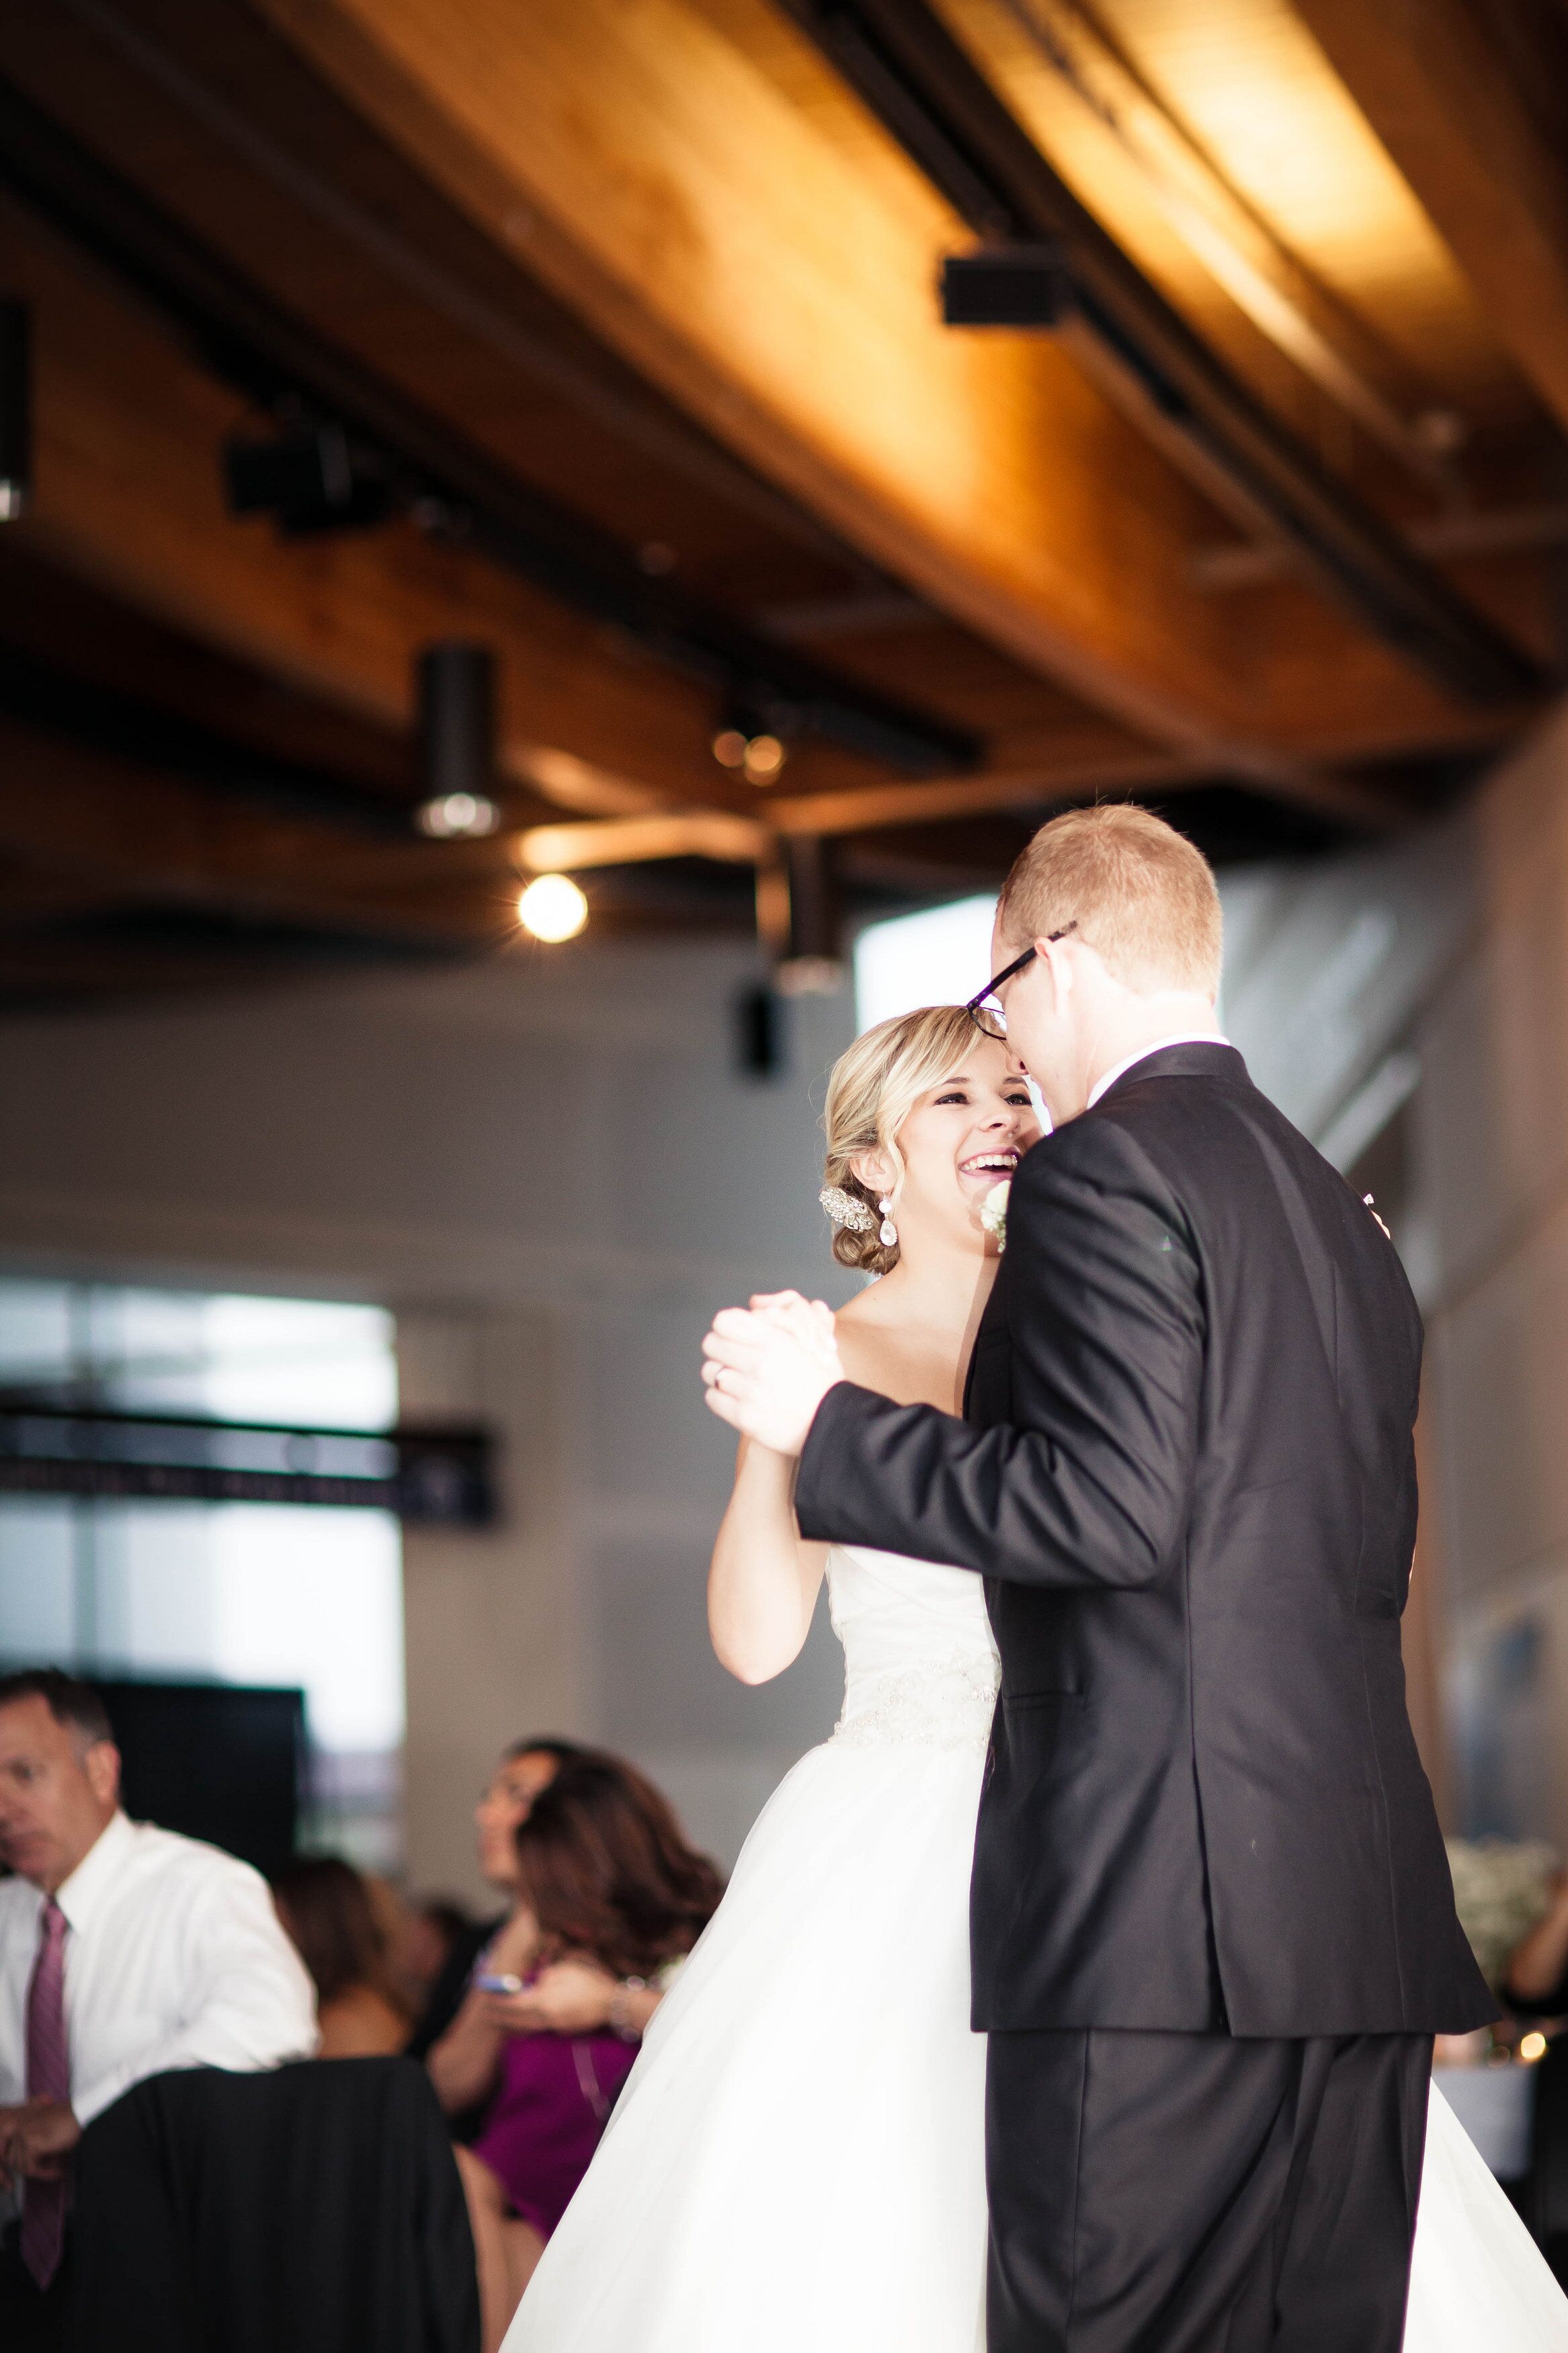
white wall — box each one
[0,938,857,1890]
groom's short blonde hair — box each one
[999,803,1222,1000]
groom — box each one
[702,804,1493,2352]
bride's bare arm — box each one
[708,1437,828,1685]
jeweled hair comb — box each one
[819,1185,876,1234]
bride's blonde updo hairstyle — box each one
[821,1004,978,1275]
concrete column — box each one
[397,1304,588,1903]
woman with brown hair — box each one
[271,1856,412,2059]
[407,1734,591,2067]
[428,1752,720,2351]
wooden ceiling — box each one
[0,0,1562,1003]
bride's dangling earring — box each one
[878,1197,898,1249]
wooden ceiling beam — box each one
[0,715,524,944]
[9,182,1432,848]
[254,0,1545,765]
[0,73,973,779]
[767,748,1401,833]
[239,0,1364,750]
[0,696,1395,961]
[947,0,1449,495]
[1292,0,1568,439]
[0,199,777,823]
[514,730,1405,873]
[783,0,1536,704]
[0,34,1512,879]
[520,813,772,874]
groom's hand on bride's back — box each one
[700,1295,843,1454]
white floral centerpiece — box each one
[1445,1837,1558,1989]
[980,1179,1010,1252]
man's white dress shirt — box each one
[0,1812,316,2217]
[1086,1033,1230,1110]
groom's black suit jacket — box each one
[796,1043,1493,2038]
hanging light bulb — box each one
[712,715,789,785]
[742,732,786,784]
[518,873,588,943]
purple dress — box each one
[472,2032,637,2238]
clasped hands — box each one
[700,1291,843,1457]
[0,2096,79,2192]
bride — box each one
[506,1004,1568,2352]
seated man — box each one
[0,1668,317,2335]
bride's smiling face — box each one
[855,1038,1039,1259]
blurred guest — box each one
[273,1857,412,2059]
[0,1669,315,2343]
[1504,1872,1568,2013]
[407,1736,588,2064]
[401,1899,475,2015]
[1498,1882,1568,2284]
[1444,1835,1559,2003]
[429,1755,721,2352]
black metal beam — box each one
[777,0,1546,707]
[0,1400,494,1525]
[0,79,979,777]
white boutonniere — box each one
[980,1179,1010,1252]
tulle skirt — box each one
[503,1733,991,2352]
[1407,2083,1568,2349]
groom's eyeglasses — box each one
[966,923,1077,1040]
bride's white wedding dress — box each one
[505,1546,1568,2352]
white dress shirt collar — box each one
[1087,1032,1231,1111]
[54,1808,135,1935]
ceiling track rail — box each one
[0,79,979,779]
[778,0,1546,707]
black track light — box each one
[939,246,1071,329]
[735,984,786,1080]
[416,642,499,837]
[0,303,31,521]
[224,422,397,536]
[774,836,844,999]
[712,696,795,786]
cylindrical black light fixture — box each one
[774,835,845,998]
[415,641,500,836]
[0,303,32,522]
[734,983,785,1080]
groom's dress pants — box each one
[985,2026,1431,2353]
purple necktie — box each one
[21,1897,69,2289]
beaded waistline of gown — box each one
[831,1654,1001,1753]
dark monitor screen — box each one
[95,1679,305,1878]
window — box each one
[0,1281,405,1868]
[854,895,997,1033]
